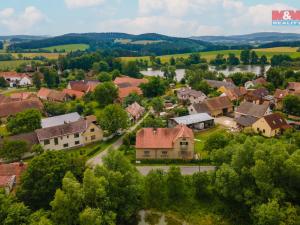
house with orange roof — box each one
[114,76,148,101]
[0,72,32,87]
[63,89,85,99]
[274,89,289,109]
[0,162,27,194]
[135,124,194,160]
[126,102,145,122]
[67,80,99,93]
[37,88,67,102]
[10,92,37,101]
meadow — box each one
[0,60,40,71]
[42,44,89,52]
[120,47,300,63]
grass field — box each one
[120,47,300,63]
[42,44,89,52]
[194,126,225,159]
[0,60,40,70]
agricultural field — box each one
[120,47,300,63]
[0,60,40,71]
[41,44,89,52]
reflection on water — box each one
[138,210,187,225]
[140,65,271,81]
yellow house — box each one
[252,113,291,137]
[135,125,194,160]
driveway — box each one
[136,165,216,176]
[214,116,237,129]
[87,111,150,168]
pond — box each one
[138,210,187,225]
[140,65,271,81]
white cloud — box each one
[0,6,45,33]
[98,16,222,36]
[0,8,15,18]
[65,0,105,9]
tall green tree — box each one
[140,77,167,98]
[250,51,259,64]
[166,167,186,203]
[240,49,250,64]
[17,151,85,209]
[97,104,128,134]
[94,82,118,108]
[7,109,41,135]
[32,72,42,89]
[0,140,29,161]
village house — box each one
[67,80,99,93]
[37,88,67,102]
[168,113,214,130]
[244,77,268,89]
[41,112,82,128]
[114,76,148,101]
[287,82,300,93]
[0,99,44,120]
[236,116,259,129]
[5,132,39,149]
[126,102,145,122]
[274,89,289,110]
[235,101,271,119]
[252,113,291,137]
[244,87,269,104]
[10,92,37,101]
[0,162,27,194]
[0,72,32,87]
[220,87,247,102]
[36,119,103,151]
[135,125,194,160]
[205,79,236,89]
[177,87,207,104]
[63,89,85,99]
[188,96,233,117]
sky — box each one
[0,0,300,37]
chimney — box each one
[19,160,24,167]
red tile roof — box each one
[287,82,300,91]
[126,102,145,118]
[274,89,289,100]
[119,87,142,99]
[63,89,85,99]
[263,113,291,130]
[0,72,29,79]
[136,125,194,149]
[68,80,99,93]
[0,99,43,118]
[0,162,27,183]
[114,76,148,88]
[37,87,52,99]
[10,92,36,100]
[253,77,268,85]
[0,175,14,187]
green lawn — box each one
[120,47,300,64]
[0,60,40,70]
[194,126,225,159]
[66,136,119,159]
[41,44,89,52]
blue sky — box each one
[0,0,300,36]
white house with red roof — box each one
[0,72,32,87]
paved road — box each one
[87,111,150,168]
[136,166,216,176]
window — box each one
[144,151,150,157]
[90,128,95,132]
[74,133,80,138]
[161,151,168,158]
[54,138,58,145]
[75,141,80,145]
[257,128,260,132]
[263,129,265,133]
[63,143,69,148]
[91,135,96,140]
[180,141,188,146]
[67,136,69,139]
[44,139,50,145]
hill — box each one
[190,32,300,45]
[7,32,229,56]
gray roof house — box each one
[177,88,207,104]
[235,102,271,119]
[41,112,81,128]
[205,79,236,89]
[168,113,214,130]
